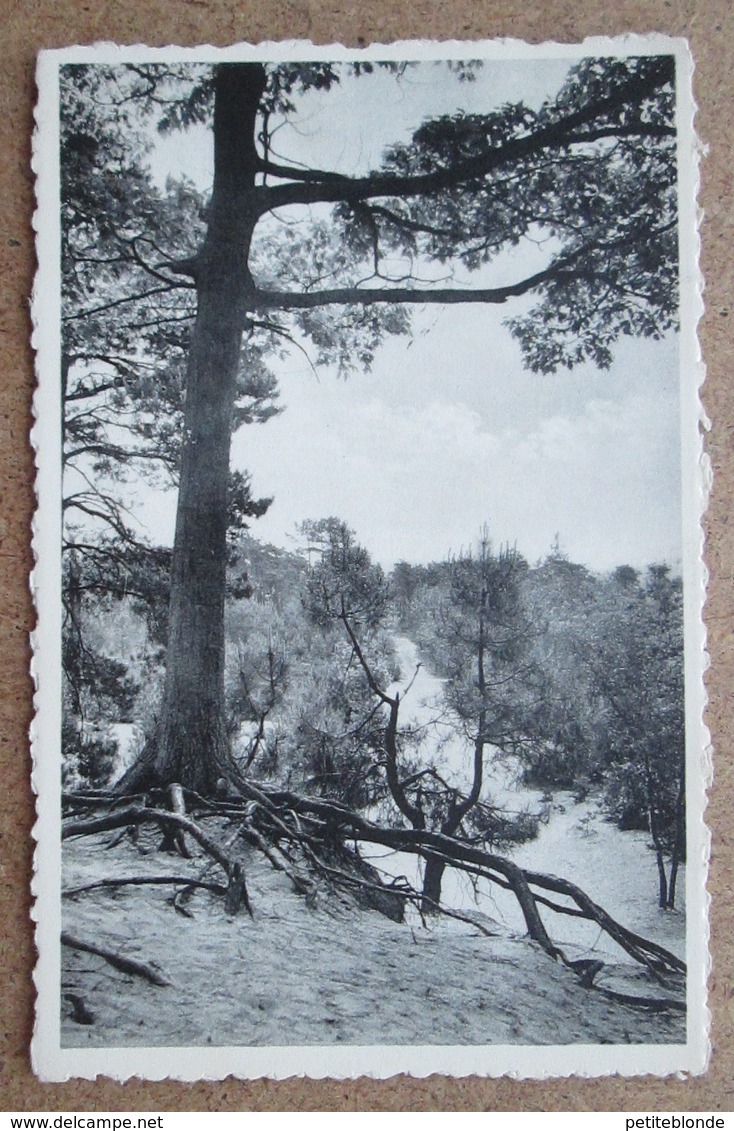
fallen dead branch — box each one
[61,930,172,986]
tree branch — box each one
[255,261,575,311]
[254,217,675,312]
[255,63,674,215]
[61,930,172,986]
[62,282,193,323]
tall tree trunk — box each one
[667,773,686,909]
[421,731,487,912]
[643,755,670,909]
[63,545,84,721]
[648,796,669,909]
[150,63,267,793]
[654,843,669,910]
[421,854,446,911]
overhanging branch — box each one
[255,62,674,216]
[255,262,576,311]
[253,218,676,312]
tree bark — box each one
[667,773,686,909]
[421,853,446,910]
[644,762,671,910]
[149,64,267,793]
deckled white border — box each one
[30,34,709,1082]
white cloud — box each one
[235,375,681,571]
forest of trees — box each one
[57,52,689,1015]
[64,519,686,911]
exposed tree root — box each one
[241,786,685,978]
[64,802,253,917]
[64,806,236,874]
[63,875,227,898]
[594,985,686,1012]
[61,782,686,1012]
[63,991,95,1025]
[238,816,317,899]
[159,783,191,857]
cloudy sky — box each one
[141,56,683,572]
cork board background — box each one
[1,0,731,1111]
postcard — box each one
[31,35,708,1080]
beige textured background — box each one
[1,0,731,1111]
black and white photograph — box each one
[30,37,707,1080]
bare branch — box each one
[61,930,172,986]
[63,875,227,897]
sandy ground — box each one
[60,832,686,1049]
